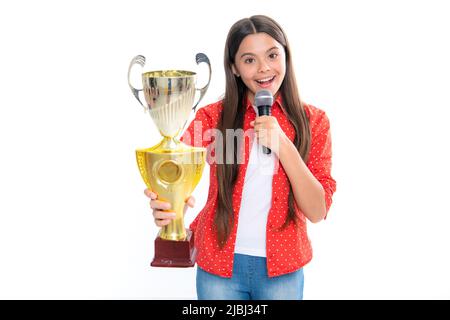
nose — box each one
[258,59,270,73]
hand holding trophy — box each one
[127,53,211,267]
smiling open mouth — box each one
[256,76,275,84]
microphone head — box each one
[254,90,273,107]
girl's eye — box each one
[244,58,255,64]
[269,53,278,59]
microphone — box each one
[254,90,274,154]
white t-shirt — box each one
[234,106,276,257]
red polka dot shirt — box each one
[181,95,336,278]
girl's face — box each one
[232,32,286,104]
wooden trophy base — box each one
[150,229,197,267]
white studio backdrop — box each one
[0,0,449,299]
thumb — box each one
[185,196,196,208]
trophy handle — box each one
[128,55,146,110]
[192,53,212,112]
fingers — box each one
[145,189,174,227]
[185,196,196,208]
[153,210,176,227]
[144,189,170,210]
[153,210,176,220]
[251,116,276,128]
[251,115,270,123]
[150,200,171,211]
[145,189,195,226]
[144,188,157,199]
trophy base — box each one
[151,229,197,268]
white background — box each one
[0,0,449,299]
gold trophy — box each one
[127,54,211,267]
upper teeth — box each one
[257,76,274,83]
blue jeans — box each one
[196,253,304,300]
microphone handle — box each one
[257,105,272,154]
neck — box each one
[246,91,255,105]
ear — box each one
[231,64,240,77]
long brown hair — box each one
[215,15,311,248]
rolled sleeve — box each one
[307,111,336,217]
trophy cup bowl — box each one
[128,54,211,267]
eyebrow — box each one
[240,46,280,58]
